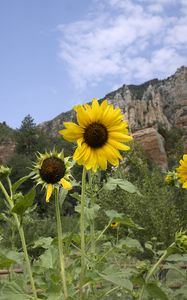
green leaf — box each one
[4,250,23,265]
[59,188,68,207]
[32,237,53,249]
[70,192,81,202]
[36,245,58,269]
[117,237,143,252]
[99,272,133,291]
[105,209,123,220]
[12,187,36,215]
[75,204,100,222]
[0,281,30,300]
[146,282,169,300]
[104,177,141,195]
[166,253,187,262]
[12,172,34,193]
[0,253,16,268]
[105,210,143,230]
[119,216,144,230]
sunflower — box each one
[164,171,177,186]
[110,221,120,229]
[32,150,72,202]
[176,154,187,188]
[59,98,133,172]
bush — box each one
[97,146,185,247]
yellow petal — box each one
[63,122,84,132]
[102,144,120,166]
[96,148,107,170]
[91,98,101,122]
[85,149,98,171]
[109,132,133,142]
[108,138,131,151]
[60,178,72,190]
[59,129,83,142]
[73,144,87,161]
[76,106,91,128]
[107,122,128,132]
[77,137,84,147]
[46,184,53,202]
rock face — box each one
[132,128,168,170]
[38,66,187,170]
[0,142,15,164]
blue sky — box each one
[0,0,187,128]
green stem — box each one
[0,181,38,300]
[55,189,68,299]
[7,177,13,200]
[89,172,95,255]
[95,221,111,243]
[18,224,38,299]
[80,166,87,299]
[139,244,174,300]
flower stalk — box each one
[138,243,175,300]
[88,172,95,255]
[80,166,87,299]
[0,180,38,300]
[55,189,68,299]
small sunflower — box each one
[176,154,187,188]
[110,221,120,229]
[32,150,72,202]
[59,98,133,172]
[164,171,177,186]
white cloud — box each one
[57,0,187,89]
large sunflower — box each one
[32,150,72,202]
[176,154,187,188]
[59,98,133,172]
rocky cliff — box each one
[38,66,187,170]
[1,67,187,169]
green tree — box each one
[16,115,39,156]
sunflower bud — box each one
[0,165,11,180]
[175,231,187,254]
[164,171,178,187]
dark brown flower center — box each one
[84,122,108,148]
[39,157,66,184]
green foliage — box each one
[15,114,48,157]
[0,121,15,143]
[157,125,184,168]
[97,145,186,247]
[1,116,187,299]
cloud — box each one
[57,0,187,89]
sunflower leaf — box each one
[98,272,133,291]
[146,282,169,300]
[0,253,16,268]
[103,177,141,195]
[105,210,143,230]
[12,187,36,215]
[12,172,34,193]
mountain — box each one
[38,66,187,170]
[1,66,187,170]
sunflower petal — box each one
[182,181,187,188]
[46,184,53,203]
[96,148,107,170]
[76,106,91,128]
[109,132,133,142]
[60,178,72,190]
[59,129,83,142]
[108,138,131,151]
[73,144,87,161]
